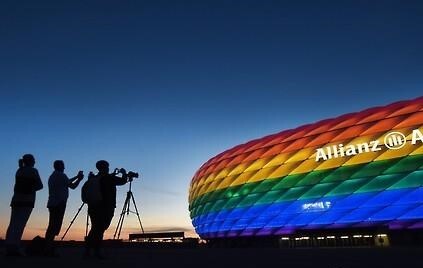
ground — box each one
[1,243,423,268]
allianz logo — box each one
[315,128,423,162]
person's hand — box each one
[119,168,127,175]
[77,171,84,180]
[88,171,95,179]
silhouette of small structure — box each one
[129,232,185,242]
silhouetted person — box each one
[84,160,128,259]
[44,160,84,256]
[5,154,43,256]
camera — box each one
[113,168,139,180]
[128,171,139,179]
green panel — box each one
[239,193,264,207]
[320,164,365,183]
[388,170,423,189]
[257,189,287,204]
[209,199,227,213]
[357,174,407,193]
[383,154,423,174]
[296,169,334,186]
[253,178,281,193]
[272,174,305,190]
[326,178,368,196]
[278,186,310,201]
[351,159,399,178]
[200,203,213,215]
[221,185,242,199]
[233,183,256,197]
[299,183,338,199]
[222,196,243,210]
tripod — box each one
[61,202,90,241]
[113,180,144,239]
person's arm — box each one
[33,169,43,191]
[68,171,84,189]
[114,169,128,185]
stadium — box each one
[189,97,423,247]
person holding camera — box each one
[84,160,128,259]
[44,160,84,256]
[5,154,43,257]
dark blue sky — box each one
[0,0,422,239]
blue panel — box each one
[242,204,271,219]
[231,218,252,230]
[286,212,323,226]
[361,189,408,207]
[215,210,230,221]
[265,213,298,228]
[208,221,223,233]
[284,200,318,214]
[206,212,218,223]
[398,204,423,220]
[260,202,290,217]
[226,207,248,220]
[218,220,236,232]
[393,188,423,205]
[336,207,381,223]
[310,209,351,225]
[331,192,376,210]
[369,205,416,221]
[248,216,272,228]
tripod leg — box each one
[113,195,129,239]
[130,192,145,234]
[61,203,85,241]
[85,207,90,238]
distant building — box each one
[189,96,423,247]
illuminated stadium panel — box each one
[188,97,423,239]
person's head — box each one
[53,160,65,172]
[96,160,109,174]
[22,154,35,167]
[18,159,24,168]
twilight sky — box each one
[0,0,422,240]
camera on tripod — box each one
[113,168,139,181]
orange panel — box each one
[331,123,372,142]
[282,136,314,153]
[260,143,291,158]
[306,130,342,147]
[361,116,406,135]
[394,112,423,128]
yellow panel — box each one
[315,157,348,170]
[348,134,380,145]
[244,156,272,172]
[268,162,298,179]
[215,167,231,180]
[285,147,316,163]
[203,177,225,195]
[216,174,239,190]
[343,151,381,165]
[289,159,321,174]
[410,146,423,155]
[229,170,259,187]
[227,161,253,176]
[196,182,211,197]
[263,152,293,168]
[374,142,417,161]
[204,171,218,184]
[247,166,279,183]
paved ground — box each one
[1,244,423,268]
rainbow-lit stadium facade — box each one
[189,97,423,246]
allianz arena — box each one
[189,97,423,247]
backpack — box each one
[25,235,46,256]
[81,175,102,204]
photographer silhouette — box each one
[84,160,128,259]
